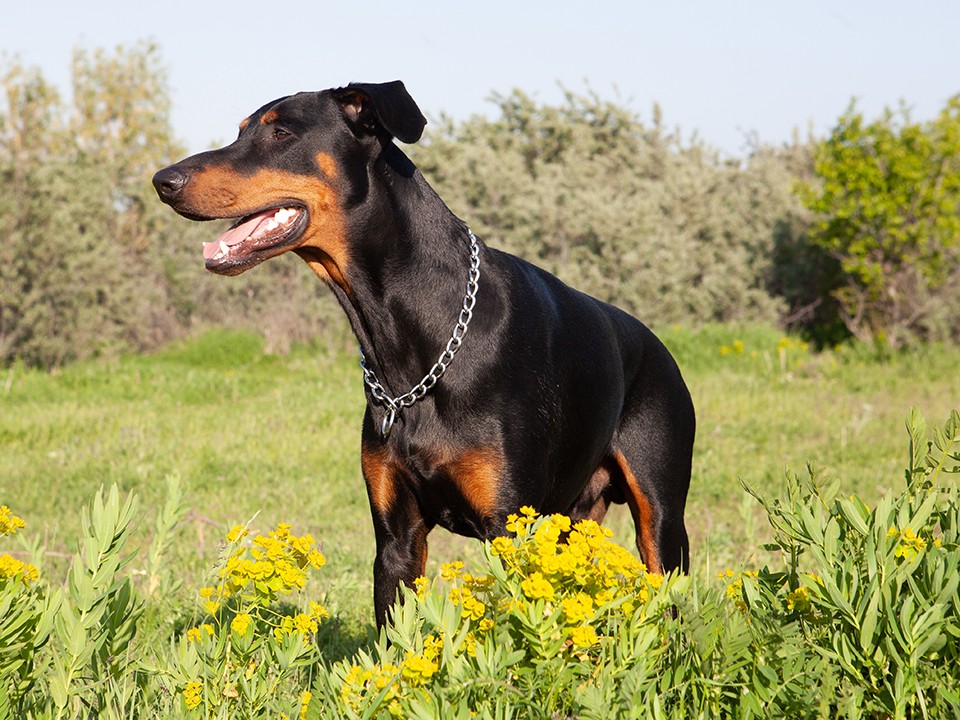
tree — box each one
[797,98,960,347]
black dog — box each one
[153,81,695,627]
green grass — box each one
[2,323,958,634]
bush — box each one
[411,90,812,329]
[797,97,960,347]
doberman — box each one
[153,81,695,628]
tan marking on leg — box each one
[611,449,661,573]
[361,445,397,514]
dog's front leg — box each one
[362,442,430,628]
[371,510,429,628]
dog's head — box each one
[152,81,426,282]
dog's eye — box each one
[272,127,291,140]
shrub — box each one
[797,97,960,346]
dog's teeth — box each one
[219,240,229,256]
[266,220,279,230]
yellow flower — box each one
[292,612,318,635]
[561,593,594,624]
[440,561,464,581]
[0,506,26,536]
[231,613,252,636]
[0,553,38,584]
[894,528,926,561]
[310,600,330,622]
[402,652,439,686]
[299,690,312,720]
[490,536,517,558]
[568,624,599,648]
[521,571,554,600]
[225,524,248,543]
[645,572,664,589]
[183,681,203,710]
[461,594,486,621]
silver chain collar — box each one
[359,229,481,438]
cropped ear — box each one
[334,81,427,144]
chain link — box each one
[359,229,481,438]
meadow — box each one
[3,320,956,636]
[0,325,960,627]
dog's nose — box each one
[152,166,190,203]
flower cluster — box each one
[0,505,38,585]
[340,635,444,716]
[180,522,327,716]
[201,522,327,614]
[718,569,758,615]
[182,681,203,710]
[0,505,26,536]
[887,525,935,562]
[719,339,745,357]
[471,508,662,650]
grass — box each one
[2,321,958,636]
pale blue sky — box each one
[2,1,958,156]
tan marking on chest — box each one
[438,448,503,519]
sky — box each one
[2,1,958,157]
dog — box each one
[153,81,695,627]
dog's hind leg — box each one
[610,378,694,574]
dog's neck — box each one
[307,142,480,406]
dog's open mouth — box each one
[203,206,307,273]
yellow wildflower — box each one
[894,528,926,561]
[183,681,202,710]
[786,586,812,615]
[460,593,486,621]
[225,524,248,543]
[231,613,252,636]
[521,571,554,600]
[299,690,312,720]
[0,554,39,584]
[440,561,464,581]
[569,624,599,649]
[490,536,517,559]
[310,600,330,622]
[401,652,439,686]
[561,593,594,624]
[0,506,26,536]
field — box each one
[3,320,957,636]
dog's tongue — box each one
[202,211,273,260]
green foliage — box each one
[314,409,959,719]
[798,97,960,346]
[1,409,959,717]
[743,408,960,718]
